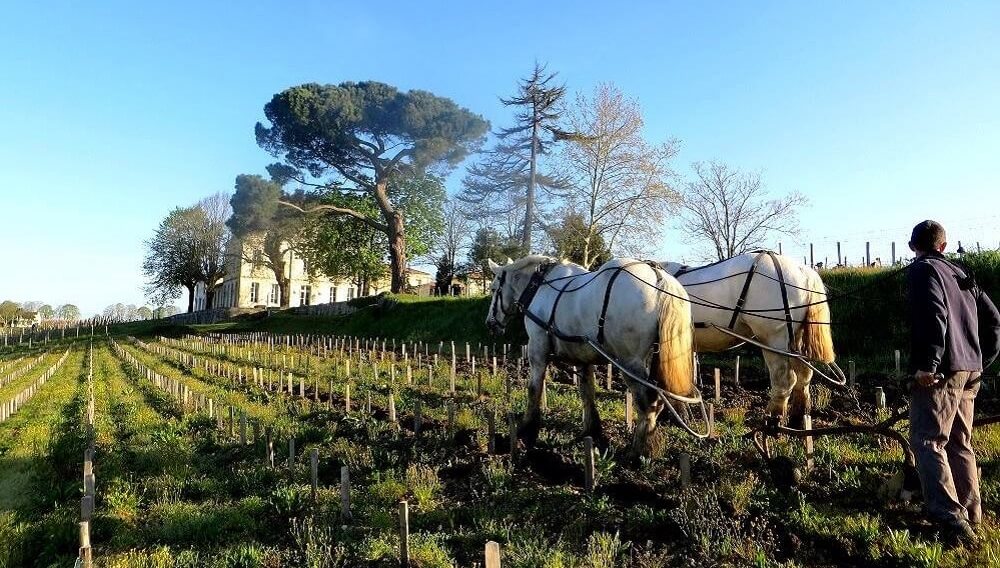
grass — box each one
[1,307,999,566]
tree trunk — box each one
[280,278,291,308]
[186,284,195,313]
[388,211,406,293]
[523,119,538,251]
[205,286,216,310]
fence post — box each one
[734,356,740,387]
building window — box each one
[300,285,312,306]
[329,286,337,303]
[347,287,355,300]
[250,282,260,304]
[270,284,279,305]
[303,259,310,276]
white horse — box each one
[659,251,840,428]
[487,255,697,458]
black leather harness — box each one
[509,260,667,349]
[677,250,796,347]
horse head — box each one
[485,255,554,335]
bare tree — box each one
[558,83,680,267]
[197,192,231,309]
[680,161,807,261]
[432,199,472,294]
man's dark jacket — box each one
[907,252,1000,374]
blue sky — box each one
[1,1,998,316]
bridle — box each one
[490,270,512,324]
[490,262,557,327]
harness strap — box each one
[596,266,628,345]
[546,273,576,334]
[516,262,556,313]
[728,253,765,329]
[765,251,796,347]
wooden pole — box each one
[734,356,740,387]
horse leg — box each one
[578,364,606,448]
[518,346,547,447]
[786,358,814,430]
[628,384,664,461]
[762,350,797,426]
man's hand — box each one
[914,370,940,387]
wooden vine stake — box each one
[399,500,410,567]
[485,541,502,568]
[341,466,352,520]
[310,449,319,502]
[487,408,496,453]
[625,391,634,431]
[79,521,93,568]
[679,453,691,488]
[714,368,721,402]
[803,414,814,470]
[583,436,596,492]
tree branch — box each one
[277,200,389,232]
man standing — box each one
[907,220,1000,545]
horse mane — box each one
[507,255,566,272]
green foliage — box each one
[141,206,206,310]
[298,192,387,286]
[468,228,526,278]
[547,211,611,268]
[256,81,488,176]
[254,81,486,291]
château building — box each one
[191,237,434,311]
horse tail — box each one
[800,268,836,363]
[655,278,695,396]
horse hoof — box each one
[786,414,805,430]
[517,423,540,448]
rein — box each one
[496,260,710,439]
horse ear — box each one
[487,259,501,274]
[505,257,513,265]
